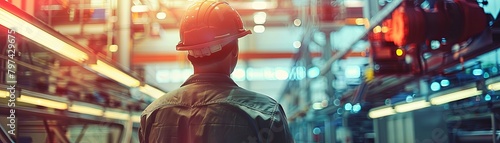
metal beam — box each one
[132,51,366,64]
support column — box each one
[117,0,131,70]
[324,116,335,143]
[323,31,335,98]
[121,111,134,143]
[363,0,380,20]
[492,113,497,143]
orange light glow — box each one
[381,26,389,33]
[373,26,382,33]
[391,8,407,46]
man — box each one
[139,1,294,143]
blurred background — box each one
[0,0,500,142]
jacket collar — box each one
[181,73,238,87]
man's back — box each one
[139,74,293,143]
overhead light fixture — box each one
[430,87,482,105]
[89,60,141,87]
[69,103,104,116]
[394,100,430,113]
[0,7,89,63]
[104,110,130,120]
[131,5,148,12]
[0,90,8,98]
[344,0,364,7]
[252,1,267,10]
[312,102,323,110]
[139,84,165,99]
[368,106,395,119]
[488,82,500,91]
[131,115,141,123]
[17,95,68,110]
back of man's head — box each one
[175,1,251,67]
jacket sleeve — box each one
[267,104,294,143]
[138,115,146,143]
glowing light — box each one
[345,66,361,78]
[430,81,441,91]
[373,26,382,33]
[312,103,323,110]
[253,25,265,33]
[431,40,440,50]
[139,84,165,99]
[369,106,395,118]
[352,103,361,113]
[381,26,389,33]
[385,99,391,105]
[307,67,320,78]
[405,95,413,102]
[104,110,130,120]
[485,94,491,101]
[293,41,301,48]
[484,72,490,79]
[313,127,321,135]
[17,95,68,110]
[440,79,450,87]
[492,67,498,74]
[430,87,482,105]
[355,18,366,25]
[0,7,89,63]
[321,100,328,107]
[231,68,246,81]
[253,12,267,24]
[472,69,483,76]
[252,1,267,10]
[295,66,306,80]
[344,103,353,110]
[89,60,141,87]
[131,115,141,123]
[333,99,341,106]
[395,48,404,56]
[275,68,289,80]
[69,103,104,116]
[109,45,118,52]
[293,19,302,26]
[394,100,430,113]
[131,5,148,12]
[344,0,364,7]
[156,12,167,20]
[488,82,500,91]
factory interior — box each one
[1,0,500,142]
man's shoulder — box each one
[229,88,278,103]
[225,88,279,115]
[141,89,181,116]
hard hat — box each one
[176,1,251,58]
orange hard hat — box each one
[176,1,251,58]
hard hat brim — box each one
[176,30,251,51]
